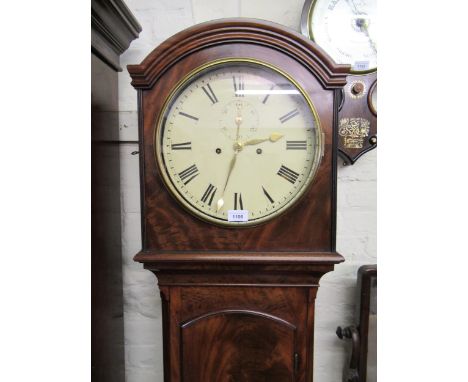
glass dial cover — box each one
[155,60,323,227]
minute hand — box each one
[243,133,283,146]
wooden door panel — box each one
[179,287,308,324]
[181,311,296,382]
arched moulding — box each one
[127,18,350,89]
[181,309,297,330]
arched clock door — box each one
[182,310,296,381]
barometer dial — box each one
[303,0,377,73]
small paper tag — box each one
[354,61,370,71]
[228,210,249,222]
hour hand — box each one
[243,133,283,146]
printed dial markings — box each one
[279,108,300,123]
[178,112,199,121]
[178,164,199,185]
[277,165,300,184]
[171,142,192,150]
[262,186,274,204]
[286,140,307,150]
[262,84,275,104]
[201,83,218,104]
[233,76,245,97]
[234,192,244,210]
[201,183,217,206]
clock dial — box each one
[307,0,377,73]
[155,60,322,226]
[369,81,377,115]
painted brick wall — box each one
[118,1,377,381]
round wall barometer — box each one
[301,0,377,73]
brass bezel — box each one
[154,58,323,227]
[368,80,377,116]
[304,0,377,75]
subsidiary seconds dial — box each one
[155,60,323,226]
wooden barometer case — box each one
[128,19,349,382]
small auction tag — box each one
[228,210,249,222]
[354,61,369,71]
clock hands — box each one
[234,103,242,141]
[217,100,287,211]
[242,133,284,147]
[216,132,284,211]
[345,2,372,31]
[217,104,244,211]
[345,1,376,55]
[217,149,239,211]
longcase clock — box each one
[128,19,349,382]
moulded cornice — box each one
[91,0,142,71]
[127,18,350,89]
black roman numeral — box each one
[286,140,307,150]
[178,164,199,185]
[171,142,191,150]
[178,112,199,121]
[279,109,300,123]
[201,184,217,206]
[233,76,245,97]
[277,165,299,184]
[262,84,275,104]
[234,192,244,210]
[262,186,274,204]
[202,83,218,104]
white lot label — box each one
[354,61,370,71]
[228,210,249,222]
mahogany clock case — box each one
[127,19,349,382]
[128,19,351,254]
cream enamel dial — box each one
[306,0,377,73]
[155,60,322,226]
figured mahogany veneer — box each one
[128,19,349,382]
[153,264,336,382]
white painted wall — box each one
[118,1,377,381]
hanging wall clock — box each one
[301,0,377,164]
[128,19,349,382]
